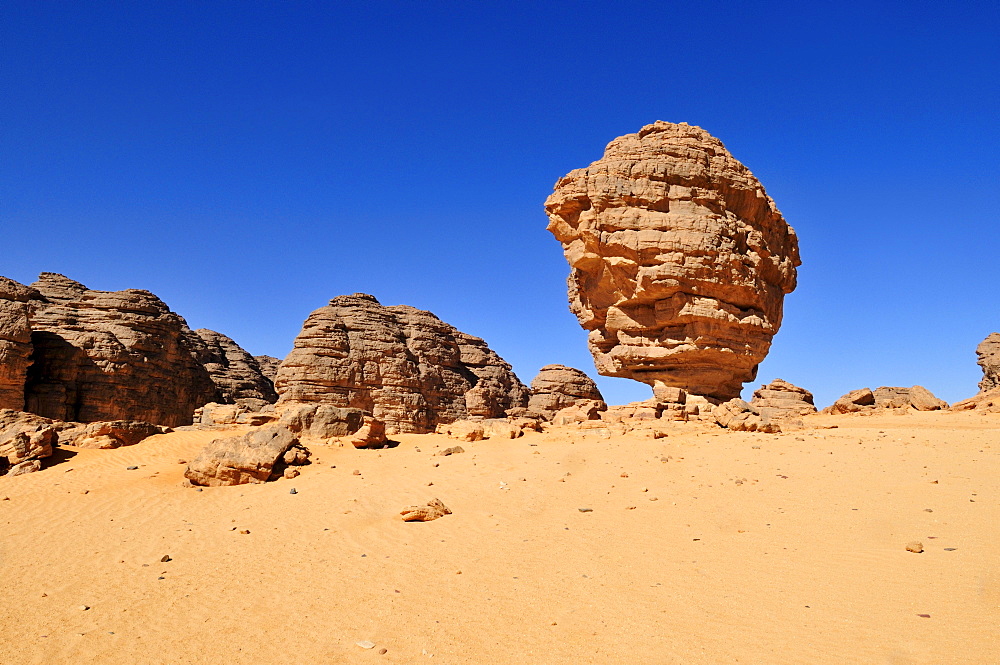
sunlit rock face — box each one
[545,121,800,400]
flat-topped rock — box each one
[750,379,816,419]
[545,121,800,400]
[274,294,528,434]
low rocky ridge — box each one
[525,364,606,420]
[952,333,1000,412]
[823,386,947,414]
[545,121,800,401]
[275,294,528,434]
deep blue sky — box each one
[3,1,998,407]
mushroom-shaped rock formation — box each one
[545,121,800,401]
[274,294,528,434]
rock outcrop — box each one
[526,364,606,420]
[184,425,309,486]
[975,333,1000,393]
[254,355,281,382]
[0,409,57,475]
[712,398,780,433]
[953,387,1000,413]
[58,420,164,449]
[274,294,529,433]
[20,273,216,427]
[545,121,800,401]
[823,386,947,414]
[189,329,278,404]
[750,379,816,419]
[0,278,39,411]
[400,498,452,522]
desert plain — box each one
[2,410,996,665]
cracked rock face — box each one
[975,333,1000,393]
[274,294,528,434]
[545,121,800,400]
[190,329,278,404]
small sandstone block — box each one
[906,541,924,553]
[400,498,452,522]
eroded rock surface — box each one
[59,420,164,449]
[713,398,780,433]
[22,273,215,426]
[184,425,309,486]
[400,498,452,522]
[0,278,39,411]
[750,379,816,419]
[190,329,278,404]
[275,294,528,433]
[823,386,946,414]
[254,355,281,382]
[975,333,1000,393]
[527,365,605,420]
[0,409,56,475]
[545,121,800,400]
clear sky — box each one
[3,1,998,408]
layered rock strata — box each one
[190,329,278,404]
[254,355,281,382]
[750,379,816,419]
[0,409,57,475]
[275,294,529,433]
[0,278,39,410]
[21,273,216,426]
[975,333,1000,392]
[526,364,606,420]
[545,121,800,400]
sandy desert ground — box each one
[1,411,997,664]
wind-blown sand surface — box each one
[1,412,997,664]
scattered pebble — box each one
[379,648,388,654]
[79,605,90,611]
[906,541,924,553]
[239,530,250,535]
[289,488,298,495]
[917,613,931,618]
[160,555,171,563]
[944,547,957,551]
[126,466,138,471]
[356,640,376,649]
[578,508,593,512]
[353,470,361,475]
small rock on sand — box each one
[906,541,924,553]
[356,640,375,649]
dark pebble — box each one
[126,466,138,470]
[160,555,171,562]
[289,488,298,495]
[578,508,593,512]
[944,547,957,551]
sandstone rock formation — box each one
[0,409,57,475]
[278,403,369,440]
[21,273,216,426]
[58,420,164,449]
[253,355,281,382]
[952,387,1000,413]
[400,498,452,522]
[527,365,606,420]
[975,333,1000,392]
[0,278,39,411]
[712,399,780,433]
[545,121,800,400]
[823,386,946,414]
[275,294,529,433]
[184,425,309,486]
[189,329,278,404]
[750,379,816,419]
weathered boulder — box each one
[712,399,780,433]
[0,278,39,411]
[0,409,57,475]
[59,420,164,449]
[953,387,1000,413]
[545,121,800,401]
[277,403,369,440]
[253,355,281,382]
[750,379,816,419]
[526,364,606,420]
[275,294,528,433]
[189,329,278,404]
[436,420,485,442]
[400,498,452,522]
[823,388,876,414]
[343,415,387,449]
[552,399,607,425]
[976,333,1000,392]
[184,425,309,486]
[21,273,215,426]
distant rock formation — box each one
[975,333,1000,392]
[823,386,947,414]
[190,329,278,404]
[274,294,529,433]
[526,364,605,420]
[22,273,216,427]
[254,355,281,382]
[712,398,780,433]
[545,121,800,401]
[0,278,38,411]
[750,379,816,419]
